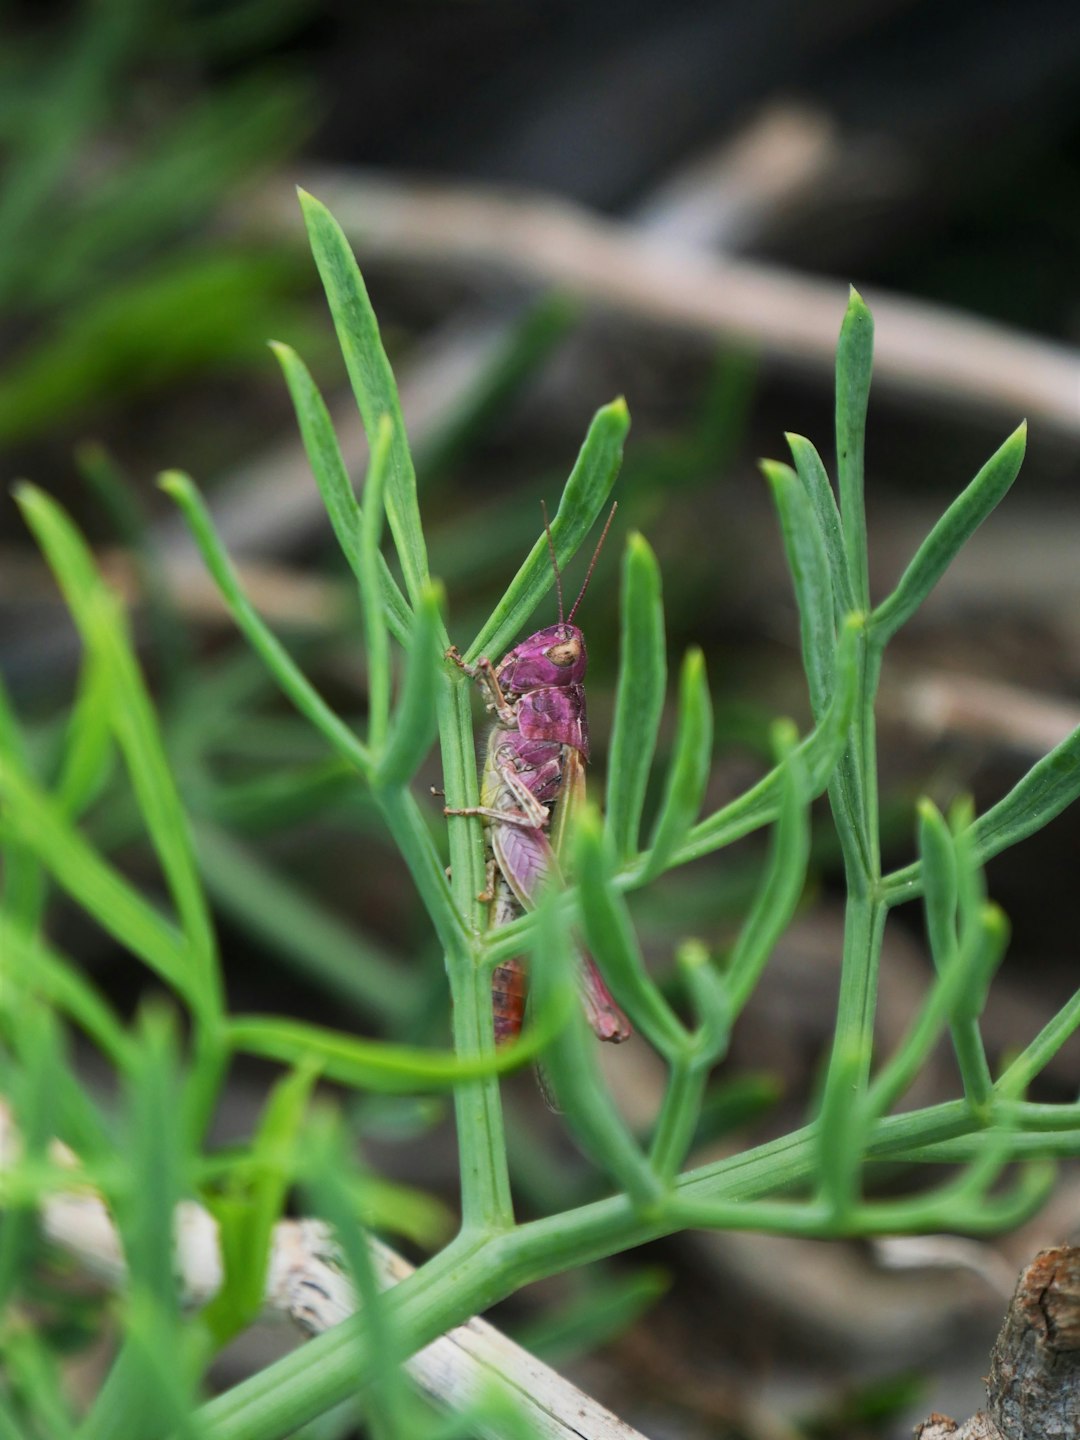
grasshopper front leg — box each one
[444,758,551,830]
[446,647,517,726]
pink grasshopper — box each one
[445,505,631,1047]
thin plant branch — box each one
[0,1099,648,1440]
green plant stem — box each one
[372,788,466,964]
[649,1056,709,1183]
[816,626,885,1206]
[435,673,513,1234]
[193,1094,1066,1440]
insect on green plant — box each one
[443,502,630,1056]
[2,188,1079,1440]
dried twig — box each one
[888,670,1080,758]
[0,1099,647,1440]
[245,167,1080,437]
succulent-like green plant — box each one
[1,191,1078,1439]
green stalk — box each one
[648,1056,709,1183]
[436,674,513,1235]
[192,1092,1064,1440]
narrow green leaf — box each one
[0,758,194,1001]
[882,719,1080,903]
[515,1266,670,1367]
[995,987,1080,1099]
[868,904,1006,1118]
[465,398,629,665]
[691,1071,783,1147]
[956,902,1009,1025]
[641,648,713,882]
[674,613,863,866]
[529,889,663,1208]
[192,823,411,1024]
[0,1004,60,1308]
[269,341,412,648]
[362,414,393,747]
[84,1013,202,1440]
[75,440,189,692]
[605,532,666,862]
[918,800,958,971]
[0,1395,28,1440]
[575,807,688,1057]
[343,1173,453,1249]
[0,675,47,927]
[2,927,133,1069]
[377,581,443,788]
[786,432,854,616]
[834,288,873,607]
[14,484,218,1001]
[301,1118,411,1440]
[299,188,430,607]
[205,1064,318,1342]
[726,722,812,1016]
[159,471,372,779]
[118,1009,186,1318]
[0,1324,76,1439]
[54,652,115,817]
[872,423,1026,643]
[915,805,993,1135]
[676,939,731,1063]
[763,459,835,717]
[227,1013,547,1092]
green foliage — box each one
[2,202,1079,1440]
[0,0,316,444]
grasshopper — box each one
[445,505,630,1047]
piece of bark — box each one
[917,1246,1080,1440]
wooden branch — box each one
[245,167,1080,437]
[0,1099,646,1440]
[916,1246,1080,1440]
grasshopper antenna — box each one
[540,499,564,624]
[568,501,617,623]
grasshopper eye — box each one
[546,637,580,666]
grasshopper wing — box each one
[549,743,586,862]
[492,819,557,911]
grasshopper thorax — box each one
[496,623,587,695]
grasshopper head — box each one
[496,623,587,693]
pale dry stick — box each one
[197,102,841,568]
[887,670,1080,759]
[245,166,1080,438]
[0,1100,648,1440]
[5,110,838,649]
[153,314,510,569]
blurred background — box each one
[3,2,1080,1437]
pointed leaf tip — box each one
[769,717,799,755]
[156,470,188,499]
